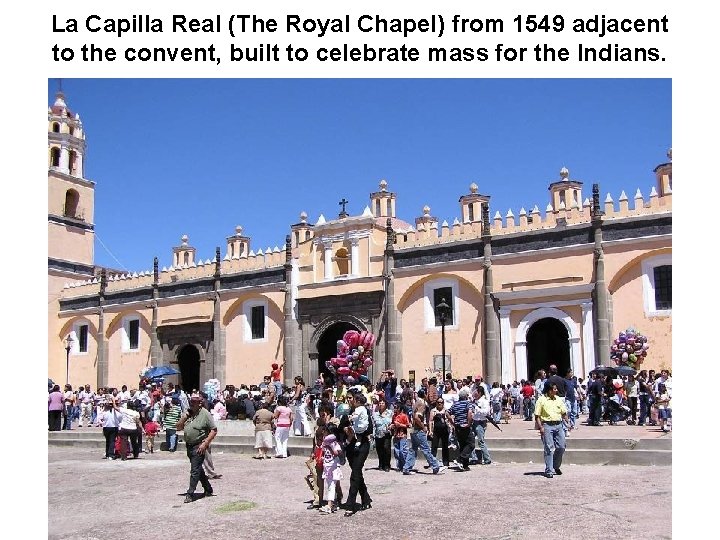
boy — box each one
[144,417,160,453]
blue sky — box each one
[48,79,671,272]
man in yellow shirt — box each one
[534,383,570,478]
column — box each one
[581,301,596,378]
[499,308,512,384]
[323,240,333,280]
[59,145,70,174]
[350,237,360,276]
[514,340,527,382]
[569,336,582,377]
[75,152,83,178]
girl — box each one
[372,399,393,471]
[655,383,672,432]
[143,416,159,454]
[319,429,344,514]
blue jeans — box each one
[541,422,566,474]
[473,422,491,463]
[565,399,578,429]
[404,431,440,473]
[523,398,534,420]
[166,428,178,451]
[63,405,73,430]
[393,437,409,471]
[638,394,649,425]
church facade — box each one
[48,93,672,391]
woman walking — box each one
[428,397,452,467]
[100,401,121,459]
[372,399,393,471]
[273,396,294,458]
[343,392,372,516]
[118,402,143,460]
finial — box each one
[560,167,569,180]
[423,205,430,216]
[235,225,243,236]
[300,211,308,223]
[469,182,478,194]
[181,234,189,246]
[339,198,349,219]
[667,148,672,161]
[379,179,388,192]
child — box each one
[655,383,672,432]
[391,403,411,472]
[144,417,159,454]
[319,430,343,514]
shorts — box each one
[658,409,672,420]
[255,430,274,449]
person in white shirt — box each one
[470,386,492,465]
[118,402,143,460]
[117,385,131,406]
[77,384,95,428]
[489,382,504,424]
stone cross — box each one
[339,198,349,218]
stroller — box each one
[605,395,632,425]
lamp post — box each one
[435,297,451,382]
[65,334,74,386]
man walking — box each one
[177,394,217,503]
[78,384,95,428]
[535,383,570,478]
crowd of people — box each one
[49,362,672,511]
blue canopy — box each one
[144,365,180,379]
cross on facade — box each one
[339,198,349,218]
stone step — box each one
[48,434,671,466]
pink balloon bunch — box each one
[325,330,376,384]
[610,327,649,367]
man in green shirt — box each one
[177,394,217,503]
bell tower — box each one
[48,90,96,268]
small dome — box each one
[423,205,431,215]
[560,167,569,180]
[300,211,308,223]
[469,183,478,194]
[235,225,243,236]
[379,179,388,191]
[181,234,189,245]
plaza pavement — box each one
[48,415,672,540]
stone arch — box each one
[396,272,483,313]
[222,292,283,327]
[608,247,672,293]
[514,307,581,381]
[105,310,151,339]
[58,317,99,341]
[309,314,370,356]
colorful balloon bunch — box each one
[326,330,376,385]
[610,327,649,367]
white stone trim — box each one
[494,284,594,302]
[499,308,513,384]
[243,298,269,343]
[641,253,672,317]
[514,307,579,382]
[423,278,459,332]
[581,301,595,378]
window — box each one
[468,203,474,222]
[64,189,79,218]
[50,147,60,167]
[424,278,459,331]
[52,122,60,133]
[122,316,140,351]
[653,265,672,310]
[641,254,672,316]
[386,199,392,216]
[433,287,455,326]
[251,306,265,339]
[243,299,268,342]
[77,324,88,353]
[375,199,381,217]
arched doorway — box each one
[317,321,359,384]
[177,344,201,393]
[526,318,570,379]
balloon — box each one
[343,330,360,348]
[359,375,369,384]
[363,358,373,368]
[334,357,348,366]
[345,376,356,384]
[337,366,350,375]
[357,345,365,355]
[621,352,628,360]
